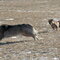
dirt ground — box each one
[0,0,60,60]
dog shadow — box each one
[38,30,48,34]
[0,40,31,45]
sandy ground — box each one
[0,0,60,60]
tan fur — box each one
[52,21,59,28]
[52,21,59,30]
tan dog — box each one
[48,19,60,30]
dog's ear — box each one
[48,19,53,24]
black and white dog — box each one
[0,24,38,40]
[48,19,60,30]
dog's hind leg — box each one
[32,34,39,40]
[32,28,39,40]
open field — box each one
[0,0,60,60]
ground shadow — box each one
[0,40,31,45]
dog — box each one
[48,19,60,30]
[0,24,39,40]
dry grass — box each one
[0,0,60,60]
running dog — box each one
[0,24,39,40]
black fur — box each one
[51,23,57,30]
[48,19,53,25]
[0,24,37,40]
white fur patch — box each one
[53,18,60,21]
[33,28,38,34]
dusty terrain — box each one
[0,0,60,60]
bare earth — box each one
[0,0,60,60]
